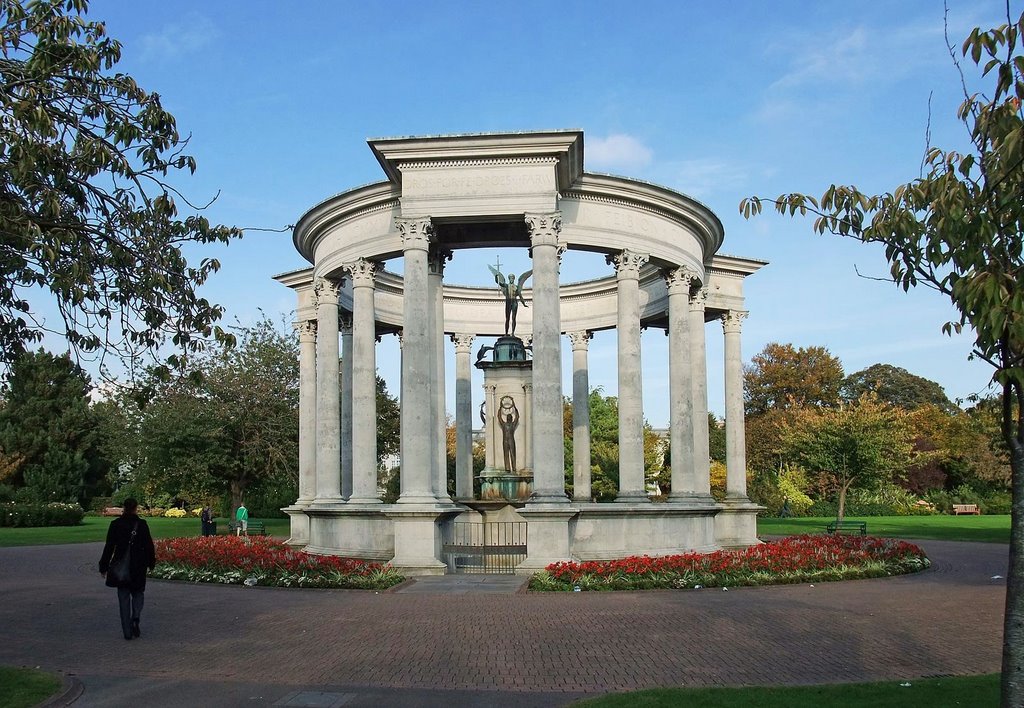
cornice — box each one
[292,181,400,263]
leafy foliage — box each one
[0,0,241,369]
[842,363,956,412]
[744,342,845,415]
[781,396,915,522]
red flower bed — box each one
[152,535,403,589]
[530,534,930,591]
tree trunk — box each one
[837,478,853,526]
[1002,443,1023,707]
[229,479,245,520]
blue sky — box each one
[79,0,1016,424]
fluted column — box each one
[314,276,342,501]
[429,249,452,502]
[484,383,498,471]
[665,268,701,500]
[567,330,592,502]
[522,382,533,473]
[295,319,317,504]
[525,212,567,504]
[689,287,711,496]
[451,333,475,500]
[343,259,380,504]
[395,218,436,503]
[609,249,650,503]
[722,310,749,499]
[339,313,353,500]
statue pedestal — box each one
[476,336,533,501]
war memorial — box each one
[275,130,765,575]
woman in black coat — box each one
[98,498,156,640]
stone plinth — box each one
[714,498,764,549]
[305,504,394,560]
[282,503,311,548]
[571,502,721,559]
[387,505,464,576]
[476,339,533,501]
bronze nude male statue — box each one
[488,263,532,337]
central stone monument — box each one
[475,260,534,502]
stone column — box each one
[567,330,592,502]
[485,383,498,471]
[722,310,749,499]
[451,333,475,500]
[522,382,533,473]
[665,268,701,500]
[689,287,711,496]
[609,249,650,503]
[295,319,317,504]
[524,212,567,504]
[429,249,452,502]
[395,218,437,504]
[343,259,380,504]
[314,276,342,501]
[340,313,354,500]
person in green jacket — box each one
[235,503,248,536]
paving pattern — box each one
[0,539,1007,706]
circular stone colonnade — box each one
[275,130,766,575]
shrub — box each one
[0,502,84,527]
[89,496,113,512]
[164,508,186,518]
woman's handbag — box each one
[109,522,138,584]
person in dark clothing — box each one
[98,498,156,640]
[200,505,213,536]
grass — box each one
[758,515,1011,544]
[570,674,1000,707]
[0,666,62,708]
[0,516,291,547]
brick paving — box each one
[0,539,1007,706]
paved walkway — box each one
[0,539,1008,707]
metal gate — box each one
[442,521,527,574]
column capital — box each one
[395,216,435,251]
[450,332,475,352]
[339,312,352,334]
[522,382,533,393]
[313,276,342,306]
[566,330,593,351]
[293,319,317,342]
[395,329,403,349]
[342,258,379,287]
[689,286,708,312]
[721,310,748,334]
[428,247,453,276]
[664,265,700,295]
[608,249,650,280]
[525,211,562,248]
[521,333,533,348]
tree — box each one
[744,342,845,415]
[128,317,299,514]
[741,13,1024,703]
[842,363,956,412]
[0,349,109,503]
[0,0,241,370]
[781,396,915,523]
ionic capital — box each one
[608,249,650,280]
[395,216,435,251]
[566,330,593,351]
[721,310,748,334]
[450,333,475,353]
[293,320,317,342]
[342,258,378,288]
[313,276,342,307]
[664,266,700,295]
[525,211,562,248]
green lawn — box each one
[571,674,1000,707]
[0,666,62,708]
[0,516,291,547]
[758,514,1011,543]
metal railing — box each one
[441,521,527,574]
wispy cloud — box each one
[662,158,751,200]
[138,15,218,63]
[587,133,653,172]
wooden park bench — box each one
[227,520,267,536]
[952,503,981,515]
[826,519,867,536]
